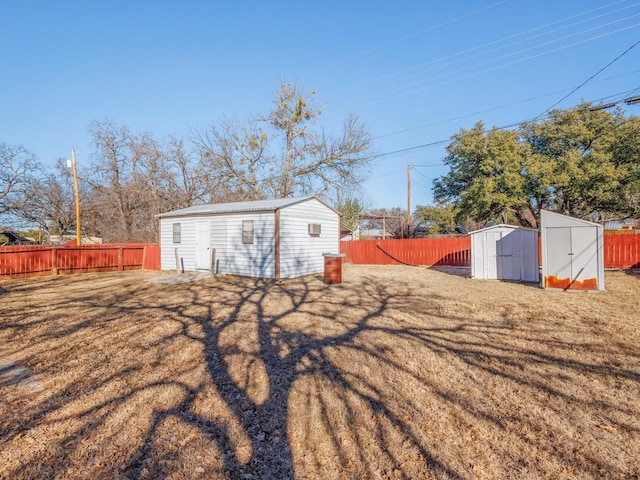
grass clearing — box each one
[1,265,639,479]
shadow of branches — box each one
[1,267,639,479]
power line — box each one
[370,3,640,89]
[533,37,640,119]
[343,0,511,60]
[375,86,639,140]
[370,117,544,164]
[200,88,640,190]
[355,0,633,89]
[388,12,640,89]
[413,162,444,168]
[360,22,640,107]
[412,168,434,181]
[374,88,567,140]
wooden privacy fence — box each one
[340,234,640,269]
[604,234,640,269]
[340,238,471,266]
[1,235,638,278]
[0,244,160,278]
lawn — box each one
[1,265,639,479]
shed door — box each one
[195,221,211,271]
[571,226,599,289]
[545,226,598,290]
[484,231,500,279]
[497,231,520,281]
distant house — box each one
[48,235,103,245]
[340,225,360,241]
[360,228,395,240]
[0,231,31,246]
[157,197,340,280]
[604,219,638,232]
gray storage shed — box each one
[470,224,539,282]
[541,210,604,291]
[157,197,340,280]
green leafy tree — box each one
[434,103,638,226]
[521,104,622,220]
[433,122,533,226]
[336,196,365,232]
[607,115,640,217]
[413,204,457,234]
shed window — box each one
[173,223,181,243]
[308,223,321,236]
[242,220,254,244]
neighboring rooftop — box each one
[0,231,31,246]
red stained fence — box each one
[604,234,640,269]
[340,234,640,269]
[0,244,160,278]
[1,235,638,278]
[340,238,471,266]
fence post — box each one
[210,248,216,278]
[52,248,58,275]
[118,247,124,271]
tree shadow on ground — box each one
[1,269,639,479]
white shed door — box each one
[545,226,598,290]
[484,231,500,279]
[571,226,599,288]
[484,230,520,280]
[497,231,521,281]
[195,221,211,271]
[546,227,572,284]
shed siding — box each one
[520,228,539,281]
[225,212,276,278]
[210,218,227,274]
[160,217,198,271]
[279,199,340,278]
[470,225,538,282]
[158,197,339,279]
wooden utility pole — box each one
[407,164,411,236]
[71,148,81,246]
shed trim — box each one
[156,196,340,219]
[468,224,539,235]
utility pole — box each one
[407,164,411,236]
[71,148,81,246]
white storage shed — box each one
[470,224,539,282]
[540,210,604,291]
[157,197,340,280]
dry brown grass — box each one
[1,265,639,479]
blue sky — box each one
[2,0,639,210]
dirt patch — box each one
[1,266,639,479]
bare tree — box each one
[87,121,159,242]
[86,121,232,242]
[192,118,267,201]
[165,137,222,207]
[0,143,40,217]
[194,82,373,200]
[12,160,77,237]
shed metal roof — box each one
[157,196,337,218]
[468,224,539,235]
[540,210,601,228]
